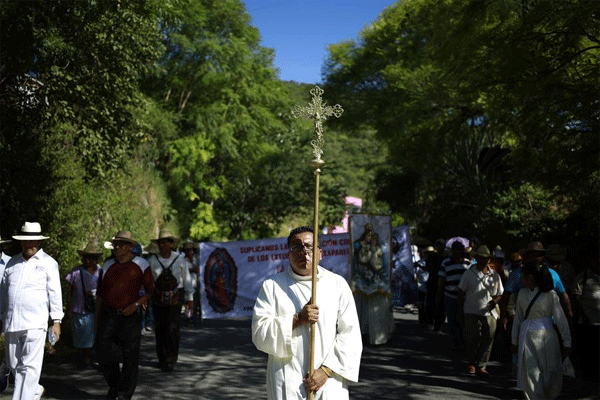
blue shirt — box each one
[505,265,565,301]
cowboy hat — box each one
[12,222,49,241]
[473,245,492,259]
[152,230,177,242]
[77,243,103,257]
[526,241,545,254]
[423,246,436,253]
[143,242,159,255]
[111,230,136,245]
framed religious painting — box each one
[349,214,392,296]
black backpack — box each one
[152,254,182,307]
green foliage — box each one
[323,0,599,246]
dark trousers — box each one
[96,305,142,399]
[153,303,182,367]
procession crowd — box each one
[0,222,201,400]
[0,221,598,400]
[412,237,599,399]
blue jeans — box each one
[142,302,154,330]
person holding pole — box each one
[252,226,362,399]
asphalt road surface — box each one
[4,307,598,399]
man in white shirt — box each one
[0,222,63,400]
[148,230,194,372]
[252,226,362,399]
[458,245,503,377]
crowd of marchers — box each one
[0,221,598,400]
[0,222,200,400]
[412,237,599,400]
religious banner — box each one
[349,214,392,296]
[199,233,351,319]
[391,225,417,307]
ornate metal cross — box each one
[292,86,343,163]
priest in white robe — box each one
[252,226,362,400]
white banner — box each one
[199,233,351,319]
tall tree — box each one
[144,0,339,240]
[0,0,169,255]
[323,0,599,246]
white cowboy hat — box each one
[12,222,49,240]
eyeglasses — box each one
[289,243,317,253]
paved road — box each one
[5,308,598,399]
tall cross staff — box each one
[292,86,343,399]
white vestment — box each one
[512,288,571,400]
[1,249,63,400]
[252,266,362,400]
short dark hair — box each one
[451,241,465,251]
[287,226,315,247]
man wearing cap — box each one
[95,231,153,400]
[65,243,102,368]
[148,230,193,372]
[0,222,63,400]
[457,245,503,376]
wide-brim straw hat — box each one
[12,222,49,240]
[473,245,492,259]
[77,243,103,257]
[152,230,177,243]
[111,230,137,245]
[526,241,546,254]
[143,242,159,255]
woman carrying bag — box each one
[512,261,572,400]
[66,243,102,368]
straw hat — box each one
[526,241,545,254]
[473,245,492,259]
[152,230,177,242]
[423,246,436,253]
[12,222,49,240]
[111,230,137,245]
[143,242,159,255]
[77,243,103,257]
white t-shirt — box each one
[458,265,503,318]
